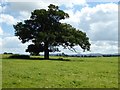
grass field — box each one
[1,54,118,88]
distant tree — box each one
[13,4,91,59]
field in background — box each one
[1,54,118,88]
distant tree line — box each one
[3,52,13,54]
[56,53,120,57]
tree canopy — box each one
[13,4,91,59]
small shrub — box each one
[3,52,7,54]
[9,54,30,59]
[8,53,13,54]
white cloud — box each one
[0,38,2,53]
[7,2,48,12]
[63,3,118,41]
[0,12,30,25]
[0,6,2,13]
[0,2,7,13]
[18,11,31,21]
[60,9,81,29]
[59,40,118,54]
[53,0,86,8]
[2,36,31,54]
[1,1,86,25]
[0,27,3,35]
[86,0,119,2]
[88,21,118,41]
[90,41,118,54]
[80,3,118,41]
[7,0,86,11]
[0,14,19,25]
[3,36,22,48]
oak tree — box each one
[13,4,91,59]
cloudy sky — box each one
[0,0,119,54]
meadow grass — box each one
[2,55,118,88]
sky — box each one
[0,0,119,55]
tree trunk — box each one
[44,42,49,59]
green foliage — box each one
[13,4,91,59]
[2,56,118,88]
[26,44,44,56]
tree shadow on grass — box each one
[28,57,84,62]
[29,57,71,61]
[7,54,84,62]
[8,56,70,61]
[8,57,84,62]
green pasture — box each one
[1,54,118,88]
